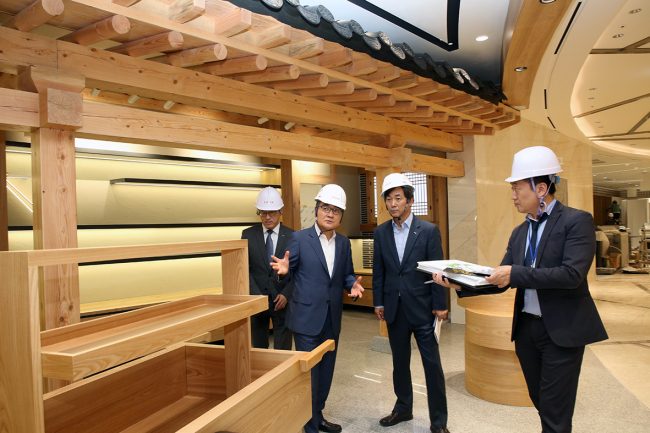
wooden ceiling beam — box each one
[268,37,325,60]
[59,15,131,46]
[168,0,206,24]
[443,94,475,108]
[386,106,434,118]
[357,65,401,83]
[304,47,353,68]
[403,80,439,97]
[427,88,456,103]
[2,0,64,32]
[491,112,516,124]
[367,101,417,113]
[345,95,396,108]
[211,7,252,37]
[405,113,450,124]
[230,23,292,49]
[481,108,504,119]
[383,74,419,90]
[112,0,140,7]
[467,104,497,116]
[332,57,379,77]
[107,31,184,57]
[322,89,377,103]
[234,65,300,83]
[299,82,354,97]
[271,74,328,90]
[191,54,267,75]
[151,43,227,67]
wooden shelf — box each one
[43,344,319,433]
[41,294,267,381]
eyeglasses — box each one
[318,205,342,216]
[257,210,278,217]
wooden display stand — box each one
[0,240,333,432]
[458,292,533,407]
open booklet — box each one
[417,260,499,290]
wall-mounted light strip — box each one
[110,178,281,191]
[5,180,33,213]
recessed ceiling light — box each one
[604,176,608,179]
[540,0,557,3]
[626,163,630,166]
[476,36,489,42]
[629,9,642,14]
[613,34,624,38]
[515,66,527,72]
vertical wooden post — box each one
[280,159,300,231]
[431,176,449,259]
[0,130,8,251]
[375,166,400,338]
[0,252,45,433]
[222,247,252,397]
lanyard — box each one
[527,221,544,268]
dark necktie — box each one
[266,229,274,267]
[524,213,548,267]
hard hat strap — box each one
[529,175,555,220]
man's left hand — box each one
[485,265,512,288]
[349,276,364,298]
[273,294,287,311]
[432,310,448,320]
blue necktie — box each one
[524,213,548,267]
[266,229,274,267]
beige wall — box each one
[475,118,594,268]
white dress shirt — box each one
[315,223,336,277]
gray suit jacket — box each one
[241,223,294,300]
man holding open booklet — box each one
[432,147,607,433]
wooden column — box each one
[375,166,401,337]
[280,159,300,231]
[18,66,84,334]
[222,247,252,397]
[1,131,8,251]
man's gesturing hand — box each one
[270,251,290,276]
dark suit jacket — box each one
[372,216,447,325]
[283,226,357,336]
[458,202,608,347]
[242,223,294,301]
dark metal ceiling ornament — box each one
[441,62,463,83]
[390,45,405,60]
[261,0,284,10]
[412,56,428,70]
[336,19,365,36]
[365,31,392,47]
[455,68,479,89]
[332,20,353,39]
[394,42,414,58]
[285,0,300,6]
[362,34,381,51]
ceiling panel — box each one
[574,97,650,136]
[591,0,649,49]
[571,54,650,114]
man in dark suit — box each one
[434,146,608,433]
[241,187,294,350]
[373,173,450,433]
[272,184,364,433]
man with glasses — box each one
[272,184,364,433]
[241,186,294,350]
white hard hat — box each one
[380,173,414,198]
[505,146,563,182]
[255,187,284,211]
[608,213,614,218]
[315,184,346,210]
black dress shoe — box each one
[318,419,342,433]
[430,427,450,433]
[379,411,413,426]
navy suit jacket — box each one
[458,202,608,347]
[284,226,358,336]
[372,216,447,325]
[241,223,294,300]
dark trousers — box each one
[293,308,339,433]
[250,295,293,350]
[386,300,448,428]
[514,313,585,433]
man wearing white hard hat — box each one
[241,187,294,350]
[433,146,607,433]
[372,173,450,433]
[272,184,364,433]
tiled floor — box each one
[307,272,650,432]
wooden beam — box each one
[235,64,299,83]
[369,135,406,149]
[39,88,83,130]
[322,89,377,103]
[2,0,64,32]
[59,15,131,46]
[467,104,497,116]
[112,0,139,6]
[408,153,464,177]
[402,113,450,123]
[427,88,456,103]
[17,66,85,93]
[425,116,462,127]
[107,31,184,57]
[272,74,328,90]
[213,7,251,37]
[332,57,379,76]
[502,0,573,108]
[150,43,227,67]
[280,159,300,231]
[491,112,516,124]
[0,31,463,150]
[168,0,205,24]
[403,80,439,97]
[314,131,371,143]
[366,101,417,113]
[345,95,396,108]
[268,37,325,60]
[299,82,354,97]
[481,108,504,120]
[0,131,7,252]
[383,74,419,90]
[438,124,487,134]
[231,24,292,49]
[443,94,474,108]
[304,47,353,68]
[0,87,39,131]
[191,55,267,75]
[358,65,401,83]
[385,106,434,118]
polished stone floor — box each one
[297,273,650,433]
